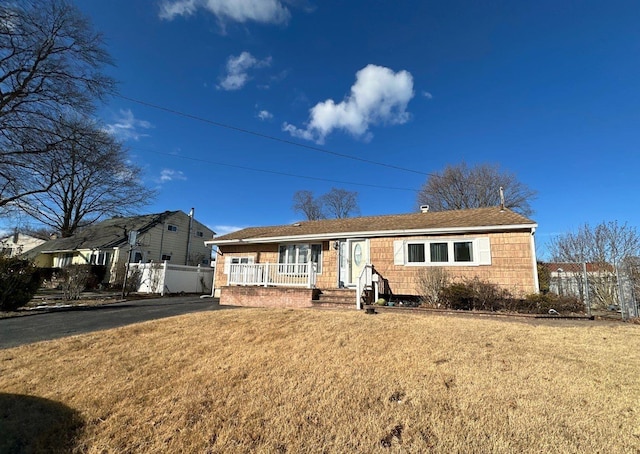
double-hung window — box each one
[430,243,449,262]
[407,243,426,263]
[453,241,473,262]
[278,243,322,274]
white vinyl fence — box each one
[129,262,214,296]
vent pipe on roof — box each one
[420,205,429,213]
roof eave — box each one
[206,223,538,246]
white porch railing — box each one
[228,263,317,288]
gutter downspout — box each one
[200,247,221,300]
[186,208,194,265]
[530,226,540,293]
[159,221,166,262]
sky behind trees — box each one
[7,0,640,258]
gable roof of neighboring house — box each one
[209,207,537,245]
[544,262,615,273]
[24,211,181,257]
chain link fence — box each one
[545,262,639,320]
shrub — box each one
[0,256,42,311]
[464,277,512,311]
[438,278,513,311]
[60,265,92,300]
[416,267,450,308]
[521,293,584,314]
[125,267,143,295]
[112,266,143,296]
[438,282,477,310]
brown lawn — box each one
[1,308,639,453]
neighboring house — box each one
[543,262,624,310]
[206,206,539,308]
[26,210,215,283]
[0,232,47,257]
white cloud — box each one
[213,225,244,236]
[159,169,187,183]
[422,91,433,99]
[159,0,290,25]
[217,52,271,91]
[282,64,414,144]
[257,109,273,120]
[104,109,153,141]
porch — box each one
[227,263,318,288]
[225,262,381,309]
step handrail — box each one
[356,264,374,310]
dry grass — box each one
[1,309,639,453]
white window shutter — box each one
[248,256,255,264]
[477,237,491,265]
[393,240,405,265]
[223,257,231,274]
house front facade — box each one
[0,233,46,257]
[27,210,214,284]
[207,206,539,308]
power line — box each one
[114,93,431,176]
[130,146,419,192]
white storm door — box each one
[349,239,369,286]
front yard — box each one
[1,309,639,452]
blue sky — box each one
[64,0,640,258]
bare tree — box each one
[18,117,153,237]
[292,190,324,220]
[417,162,537,217]
[293,188,360,220]
[0,0,115,207]
[549,221,640,265]
[321,188,359,219]
[549,221,640,308]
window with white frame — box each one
[278,243,322,274]
[89,251,112,265]
[395,238,491,266]
[223,256,254,274]
[167,224,178,232]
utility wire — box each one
[114,93,431,176]
[130,147,419,192]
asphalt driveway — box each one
[0,297,234,349]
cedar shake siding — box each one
[369,231,537,295]
[209,207,539,300]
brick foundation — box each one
[220,286,314,308]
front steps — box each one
[312,288,357,309]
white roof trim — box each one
[205,223,538,246]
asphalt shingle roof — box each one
[25,211,178,257]
[213,207,536,243]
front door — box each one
[349,240,369,286]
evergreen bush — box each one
[0,256,42,311]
